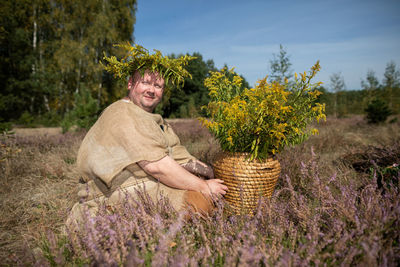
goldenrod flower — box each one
[200,62,325,160]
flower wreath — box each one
[102,43,195,93]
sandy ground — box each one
[13,127,63,137]
[11,120,196,137]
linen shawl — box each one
[77,99,195,189]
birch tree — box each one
[0,0,137,121]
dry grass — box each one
[168,119,221,164]
[0,132,83,264]
[278,115,400,189]
[0,116,399,265]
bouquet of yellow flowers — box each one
[200,62,326,160]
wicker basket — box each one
[213,152,280,213]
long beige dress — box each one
[66,99,196,226]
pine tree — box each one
[329,72,346,117]
[365,99,392,124]
[382,61,400,111]
[269,44,293,84]
[361,70,380,105]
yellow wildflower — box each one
[311,128,319,135]
[200,61,325,160]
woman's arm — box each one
[138,156,227,196]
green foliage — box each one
[383,61,400,111]
[389,117,398,124]
[0,120,13,133]
[318,61,400,116]
[330,72,346,93]
[18,111,35,127]
[3,1,399,126]
[102,43,195,93]
[36,111,63,127]
[179,105,188,118]
[61,87,99,132]
[370,164,399,191]
[161,52,216,118]
[364,98,392,124]
[40,233,88,267]
[269,44,293,84]
[200,62,326,160]
[361,70,380,91]
[187,96,198,118]
[383,61,400,89]
[329,72,346,117]
[1,0,137,122]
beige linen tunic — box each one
[67,99,195,225]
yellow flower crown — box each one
[102,43,195,91]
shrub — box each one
[36,111,62,127]
[365,98,392,124]
[0,120,13,133]
[61,87,99,132]
[18,111,35,127]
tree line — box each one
[268,45,400,119]
[167,46,400,121]
[1,0,137,128]
[1,3,399,131]
[319,62,400,117]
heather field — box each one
[1,116,399,266]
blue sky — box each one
[134,0,400,90]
